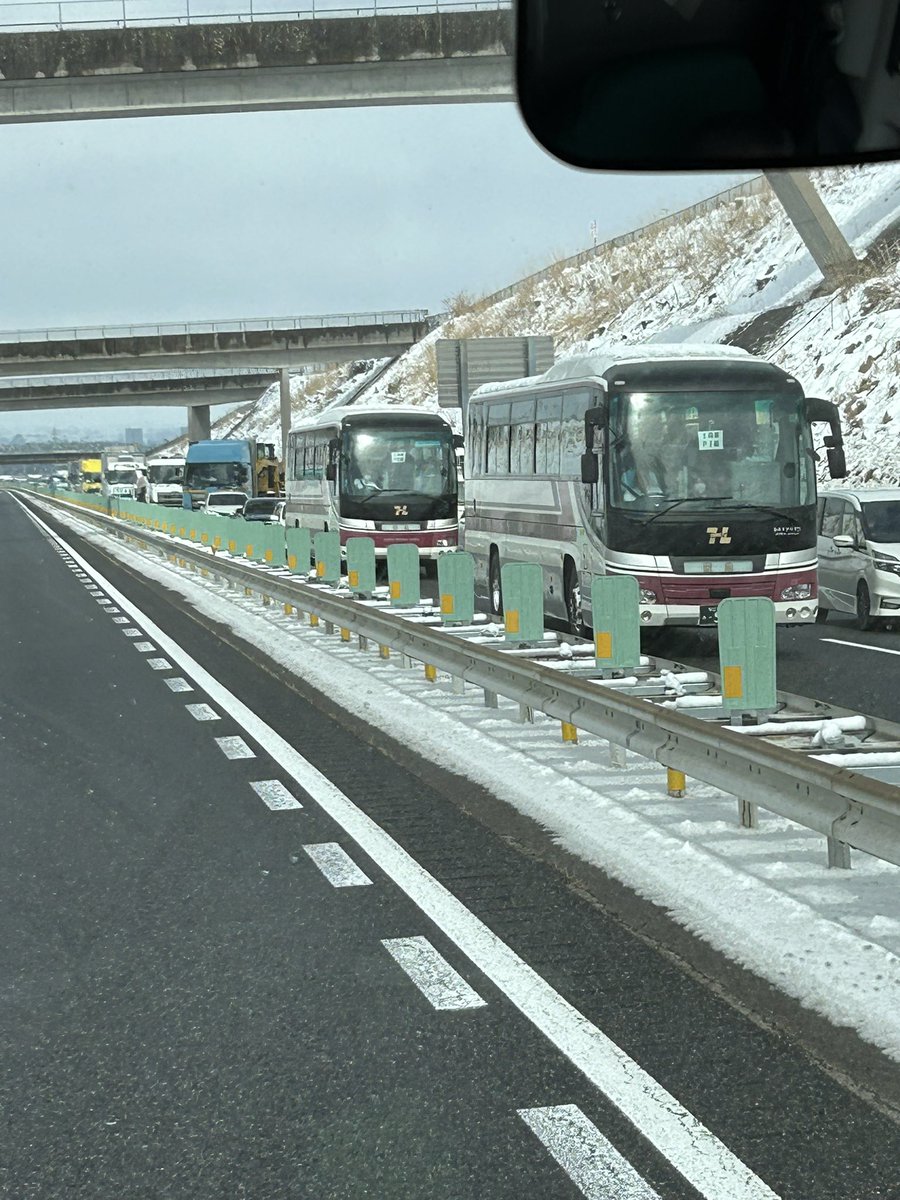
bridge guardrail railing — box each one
[17,485,900,873]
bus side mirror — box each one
[826,445,847,479]
[581,452,599,485]
[452,434,465,450]
[325,463,337,483]
[584,404,607,448]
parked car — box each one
[816,488,900,630]
[203,489,249,517]
[239,496,281,523]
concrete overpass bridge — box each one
[0,4,514,124]
[0,368,279,411]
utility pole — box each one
[764,170,858,288]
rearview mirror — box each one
[516,1,900,170]
[581,452,599,486]
[827,446,848,479]
[325,463,337,483]
[832,533,855,549]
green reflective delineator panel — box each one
[437,552,475,624]
[286,526,312,574]
[718,597,777,712]
[591,575,641,670]
[501,562,543,643]
[314,531,342,585]
[387,543,420,607]
[346,537,377,595]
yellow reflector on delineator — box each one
[505,609,520,635]
[317,561,325,577]
[348,569,359,588]
[390,580,402,600]
[595,631,612,660]
[288,554,298,570]
[723,665,744,699]
[440,593,454,615]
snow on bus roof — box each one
[290,405,453,431]
[470,344,758,399]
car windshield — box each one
[148,463,183,484]
[207,492,245,506]
[185,462,251,489]
[107,468,137,484]
[243,498,277,516]
[862,500,900,542]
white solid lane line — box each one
[820,636,900,658]
[250,779,303,811]
[382,936,487,1011]
[215,736,256,760]
[21,502,782,1200]
[303,842,372,888]
[186,703,220,722]
[518,1105,661,1200]
[164,677,194,693]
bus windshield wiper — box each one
[720,501,798,524]
[636,496,733,527]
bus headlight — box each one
[781,583,813,600]
[639,588,657,604]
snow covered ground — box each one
[39,496,900,1066]
[204,163,900,486]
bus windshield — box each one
[608,391,816,512]
[184,461,251,490]
[341,427,456,501]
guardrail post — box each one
[314,531,342,585]
[518,703,534,723]
[388,543,421,607]
[738,798,758,829]
[827,836,852,869]
[437,551,475,624]
[484,689,499,708]
[592,576,641,673]
[667,768,687,797]
[358,634,369,651]
[718,597,777,721]
[609,742,628,768]
[501,563,544,643]
[346,536,377,596]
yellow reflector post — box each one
[667,769,687,797]
[424,663,437,682]
[561,722,578,744]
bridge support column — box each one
[765,171,858,287]
[279,369,292,469]
[188,405,211,442]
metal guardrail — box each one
[0,0,508,32]
[20,488,900,873]
[0,311,431,345]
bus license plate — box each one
[699,605,719,626]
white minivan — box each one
[816,489,900,629]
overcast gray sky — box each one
[0,101,751,438]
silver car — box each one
[816,488,900,630]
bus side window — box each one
[487,403,511,475]
[561,392,590,476]
[469,405,486,475]
[510,399,536,475]
[536,395,561,474]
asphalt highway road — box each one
[3,491,899,1200]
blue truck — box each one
[182,438,281,510]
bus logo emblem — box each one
[707,526,732,545]
[394,505,409,516]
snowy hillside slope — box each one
[203,164,900,484]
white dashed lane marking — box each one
[518,1105,662,1200]
[185,703,220,722]
[382,936,487,1011]
[215,736,256,760]
[164,677,193,693]
[113,616,130,624]
[146,658,172,670]
[123,628,143,638]
[303,842,372,888]
[134,641,155,652]
[249,780,303,811]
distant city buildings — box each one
[125,426,144,446]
